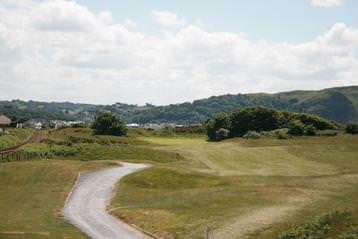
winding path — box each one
[63,162,152,239]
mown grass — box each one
[0,128,32,149]
[111,168,292,239]
[0,160,114,239]
[1,127,357,239]
[111,134,358,239]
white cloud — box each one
[152,11,187,27]
[310,0,343,7]
[123,19,137,28]
[0,0,357,105]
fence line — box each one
[0,151,39,163]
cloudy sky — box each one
[0,0,357,105]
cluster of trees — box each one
[205,107,338,141]
[346,123,358,134]
[91,112,127,136]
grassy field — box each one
[111,134,358,239]
[0,128,32,150]
[0,128,357,239]
[19,128,180,163]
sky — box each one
[0,0,358,105]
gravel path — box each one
[63,162,152,239]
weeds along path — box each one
[63,162,153,239]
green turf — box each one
[19,128,180,164]
[111,134,358,239]
[1,128,357,239]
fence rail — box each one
[0,151,39,163]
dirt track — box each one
[63,162,152,239]
[0,130,46,153]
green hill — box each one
[1,86,357,124]
[126,86,358,124]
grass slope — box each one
[111,134,358,239]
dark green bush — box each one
[290,113,337,130]
[91,112,127,136]
[205,107,339,140]
[230,107,284,137]
[346,123,358,135]
[205,113,231,140]
[304,124,317,136]
[215,128,230,141]
[288,120,305,136]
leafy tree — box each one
[91,112,127,136]
[230,107,284,137]
[345,123,358,135]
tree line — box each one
[205,107,340,141]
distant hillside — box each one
[1,86,357,124]
[125,86,358,124]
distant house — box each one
[0,114,11,135]
[126,123,140,128]
[50,120,85,129]
[24,119,49,129]
[34,122,43,130]
[144,123,162,131]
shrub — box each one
[91,112,127,136]
[345,123,358,135]
[290,113,337,130]
[230,107,284,137]
[304,124,317,136]
[243,131,261,139]
[215,128,230,141]
[271,128,291,139]
[50,145,80,157]
[205,107,339,140]
[288,120,305,136]
[276,210,352,239]
[316,130,338,137]
[339,225,358,239]
[205,113,231,140]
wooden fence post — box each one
[205,226,211,239]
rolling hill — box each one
[0,86,357,124]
